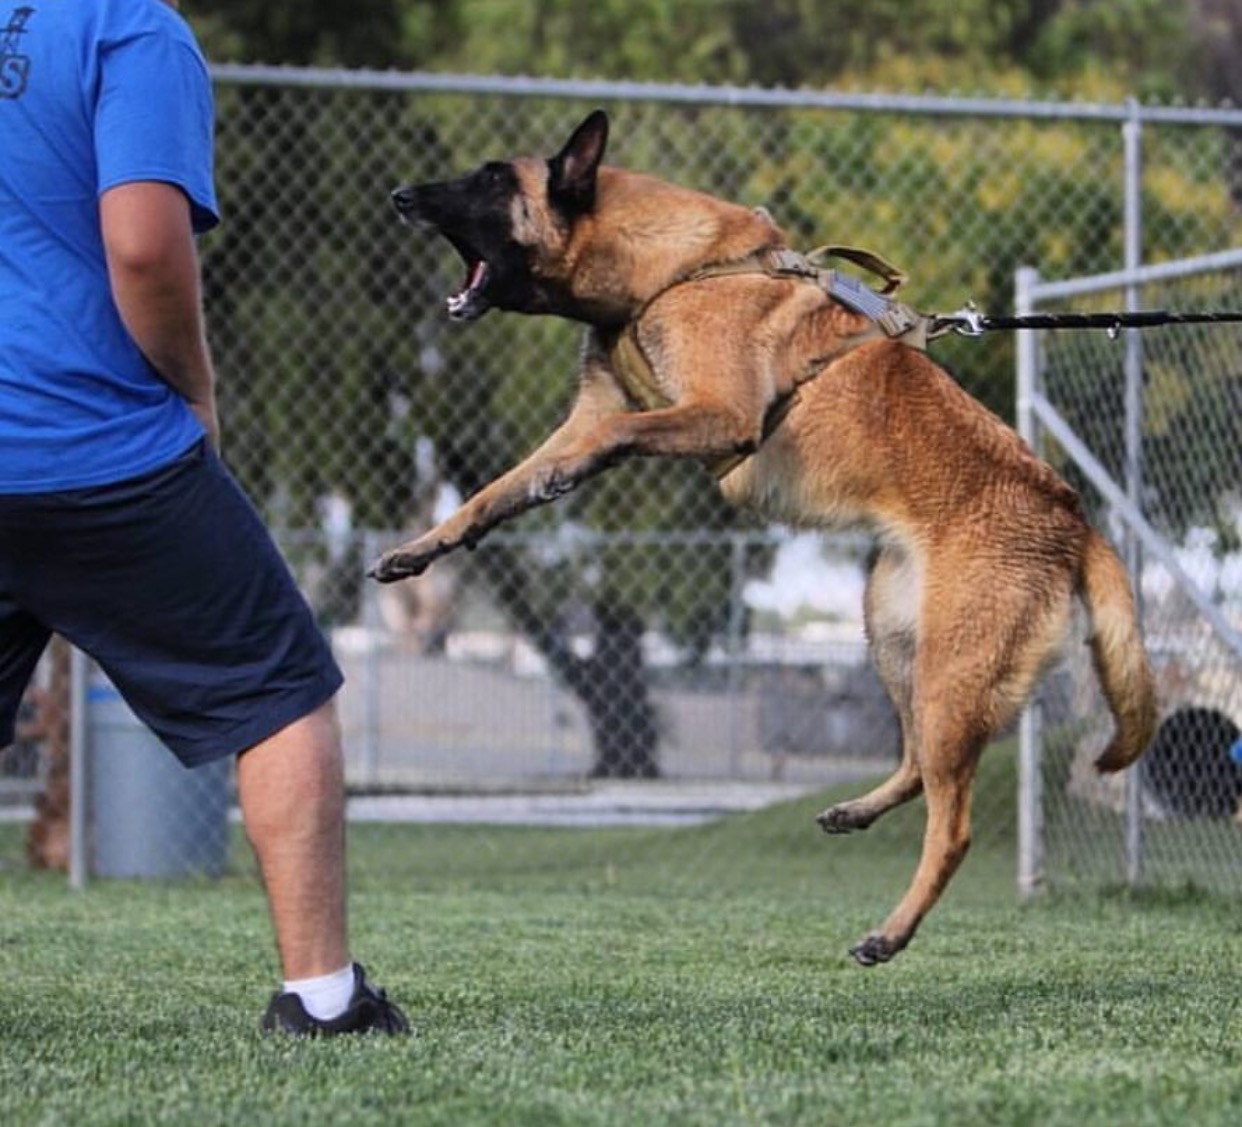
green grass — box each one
[1,753,1240,1126]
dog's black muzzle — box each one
[391,186,419,216]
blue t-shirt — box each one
[0,0,220,492]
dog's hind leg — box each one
[848,692,987,966]
[817,541,923,834]
[847,575,1075,965]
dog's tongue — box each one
[447,260,490,320]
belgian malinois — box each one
[371,110,1157,965]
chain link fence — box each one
[6,70,1242,888]
[1021,251,1242,895]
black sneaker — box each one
[261,963,411,1037]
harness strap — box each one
[609,241,932,479]
[682,245,931,349]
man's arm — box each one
[100,181,219,448]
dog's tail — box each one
[1079,526,1158,772]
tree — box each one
[192,0,452,68]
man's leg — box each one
[236,698,348,980]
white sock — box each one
[284,964,356,1021]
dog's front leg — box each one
[485,400,763,524]
[533,399,763,484]
[369,368,628,583]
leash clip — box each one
[945,302,985,337]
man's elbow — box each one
[100,181,196,281]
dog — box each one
[371,109,1158,965]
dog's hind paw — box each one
[849,934,901,967]
[815,804,870,835]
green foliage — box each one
[189,0,1223,100]
[192,0,431,68]
[416,0,748,84]
[399,0,1208,102]
[1022,0,1199,100]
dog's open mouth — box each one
[446,257,491,321]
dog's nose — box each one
[391,186,418,213]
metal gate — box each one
[1016,248,1242,896]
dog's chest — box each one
[607,325,673,411]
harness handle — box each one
[807,245,908,294]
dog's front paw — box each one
[368,540,442,583]
[849,933,902,967]
[528,461,578,504]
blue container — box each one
[88,681,231,879]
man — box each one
[0,0,407,1036]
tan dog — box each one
[371,110,1157,964]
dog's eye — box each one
[479,163,508,188]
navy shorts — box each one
[0,441,343,766]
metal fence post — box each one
[726,532,747,777]
[1015,266,1041,451]
[1122,102,1146,887]
[1015,265,1044,898]
[68,646,88,891]
[360,531,383,786]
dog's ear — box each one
[548,109,609,213]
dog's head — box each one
[392,109,784,327]
[391,110,610,323]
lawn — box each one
[1,754,1240,1126]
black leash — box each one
[930,305,1242,339]
[760,244,1242,344]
